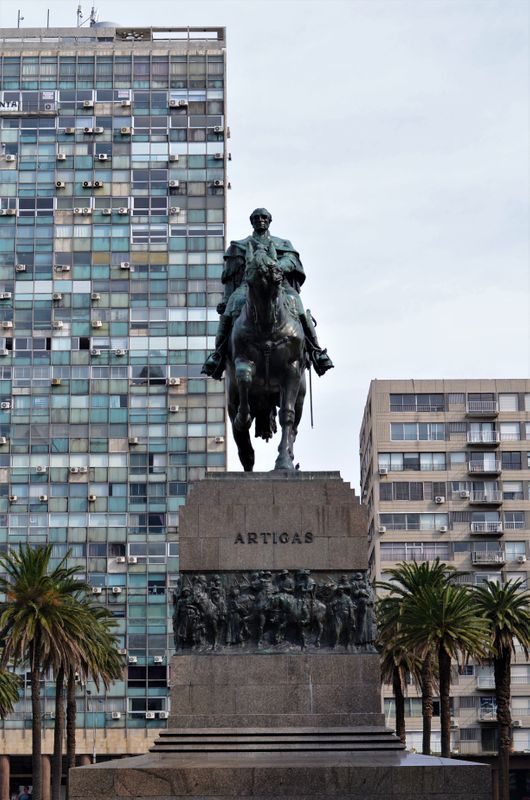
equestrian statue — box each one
[202,208,333,472]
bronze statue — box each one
[202,209,333,472]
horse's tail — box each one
[254,402,277,441]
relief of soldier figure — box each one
[172,570,377,653]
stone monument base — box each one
[70,745,491,800]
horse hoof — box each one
[274,455,294,471]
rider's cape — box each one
[222,235,306,293]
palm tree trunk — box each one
[494,650,512,800]
[392,667,406,745]
[65,671,77,800]
[438,644,452,758]
[51,665,65,800]
[30,638,42,800]
[420,652,433,755]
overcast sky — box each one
[2,0,528,489]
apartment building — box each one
[360,379,530,757]
[0,21,227,792]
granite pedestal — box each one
[70,473,491,799]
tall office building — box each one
[0,21,227,790]
[360,379,530,758]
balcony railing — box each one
[471,551,505,565]
[466,431,500,445]
[467,461,501,474]
[476,676,495,689]
[470,522,503,534]
[466,400,499,416]
[459,741,481,755]
[478,708,498,722]
[470,491,503,505]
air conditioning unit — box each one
[0,292,12,300]
[91,292,101,301]
[83,127,94,134]
[168,100,179,107]
[214,436,225,444]
[82,208,92,215]
[73,208,83,215]
[213,153,224,160]
[120,127,132,135]
[213,126,223,133]
[439,526,449,533]
[158,710,169,719]
[69,467,80,474]
[112,586,122,595]
[56,181,66,188]
[169,405,180,413]
[51,378,61,386]
[0,436,7,445]
[54,265,70,272]
[90,348,101,356]
[101,208,112,215]
[93,127,104,134]
[153,656,164,664]
[52,321,64,329]
[128,656,138,664]
[79,466,88,474]
[0,350,8,356]
[0,211,7,216]
[168,154,179,162]
[145,711,155,719]
[117,648,127,655]
[128,556,138,564]
[39,494,48,502]
[5,155,15,163]
[91,320,103,328]
[82,180,93,188]
[111,711,121,720]
[213,180,224,187]
[118,208,129,215]
[513,720,523,728]
[121,99,131,107]
[64,127,76,134]
[128,437,139,445]
[167,377,180,386]
[92,587,102,595]
[15,264,26,272]
[93,181,103,189]
[517,556,527,564]
[0,402,11,410]
[1,322,13,329]
[52,293,63,301]
[115,556,126,564]
[115,349,127,356]
[36,466,47,473]
[8,495,17,502]
[169,207,180,215]
[378,467,388,476]
[83,99,94,108]
[460,490,470,499]
[43,102,56,111]
[97,153,108,161]
[378,526,387,533]
[56,153,67,161]
[88,494,97,502]
[434,496,445,504]
[120,261,131,269]
[168,180,179,188]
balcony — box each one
[467,461,501,475]
[478,708,497,722]
[466,400,499,417]
[471,551,505,566]
[459,741,481,755]
[466,431,500,446]
[470,522,503,535]
[469,491,503,505]
[476,676,495,689]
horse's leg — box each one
[233,357,253,432]
[290,371,306,459]
[274,366,299,471]
[228,370,254,472]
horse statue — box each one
[226,242,306,471]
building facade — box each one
[360,379,530,756]
[0,21,227,790]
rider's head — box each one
[250,208,272,233]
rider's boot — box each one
[201,314,233,380]
[300,310,334,376]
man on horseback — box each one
[202,208,334,380]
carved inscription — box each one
[234,531,313,544]
[172,569,377,654]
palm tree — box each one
[378,559,455,754]
[399,582,488,757]
[0,545,90,800]
[474,580,530,800]
[0,668,21,717]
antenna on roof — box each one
[89,6,98,26]
[17,10,24,28]
[77,5,83,26]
